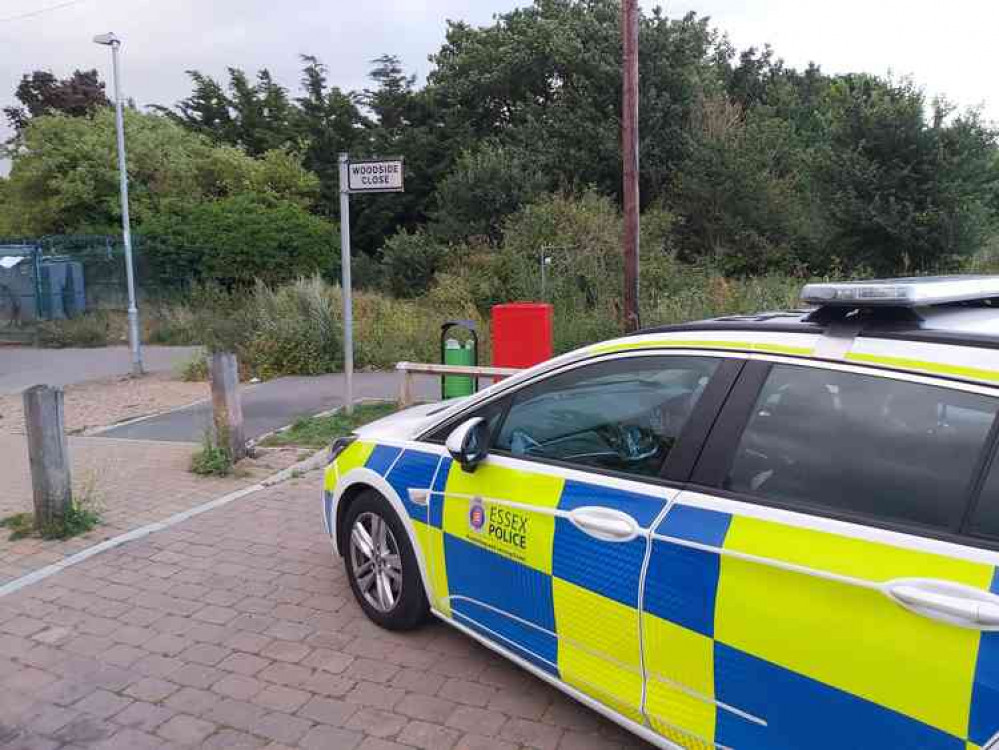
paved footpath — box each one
[0,434,303,586]
[0,474,648,750]
[0,347,200,396]
[96,374,442,444]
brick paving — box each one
[0,475,649,749]
[0,434,306,585]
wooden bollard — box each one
[22,385,72,524]
[210,352,246,461]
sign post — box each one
[337,154,405,415]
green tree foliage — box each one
[380,228,445,298]
[0,109,318,234]
[6,0,998,284]
[672,95,818,274]
[813,76,999,273]
[155,68,296,156]
[3,69,109,133]
[432,143,550,242]
[140,194,336,285]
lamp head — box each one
[92,32,120,46]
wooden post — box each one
[23,385,72,524]
[621,0,641,333]
[399,364,414,408]
[210,352,246,461]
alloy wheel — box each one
[349,511,403,613]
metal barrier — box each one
[395,361,522,407]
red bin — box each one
[491,303,553,373]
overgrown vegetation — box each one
[3,1,997,286]
[1,479,102,541]
[190,430,233,476]
[3,2,997,369]
[260,401,399,448]
[176,351,209,381]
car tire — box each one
[342,490,430,631]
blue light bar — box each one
[801,276,999,308]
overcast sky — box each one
[1,0,996,173]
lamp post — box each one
[93,32,143,375]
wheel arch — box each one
[331,468,432,598]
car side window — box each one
[725,364,998,532]
[492,356,721,478]
[968,449,999,540]
[425,397,509,445]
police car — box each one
[322,276,999,750]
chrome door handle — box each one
[568,506,640,542]
[886,579,999,629]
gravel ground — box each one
[0,372,208,436]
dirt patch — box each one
[0,371,207,435]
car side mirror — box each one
[446,417,490,473]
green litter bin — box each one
[441,321,478,400]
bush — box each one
[141,195,338,286]
[380,229,446,298]
[36,311,121,348]
[176,351,209,381]
[240,276,342,379]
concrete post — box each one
[210,352,246,461]
[22,385,72,524]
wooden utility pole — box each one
[210,352,246,461]
[23,385,72,525]
[621,0,641,332]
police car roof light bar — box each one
[801,276,999,308]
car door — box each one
[424,353,738,725]
[641,357,999,750]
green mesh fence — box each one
[0,234,188,327]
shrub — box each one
[141,195,338,286]
[36,310,121,348]
[176,351,209,381]
[380,229,446,298]
[240,276,342,378]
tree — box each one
[671,95,818,273]
[295,55,371,216]
[4,69,109,133]
[0,109,318,234]
[140,194,336,285]
[814,76,999,272]
[155,68,296,156]
[428,1,725,205]
[432,142,550,242]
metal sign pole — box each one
[338,153,354,416]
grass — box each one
[260,401,399,449]
[0,500,101,541]
[176,351,209,382]
[190,429,234,476]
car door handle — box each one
[568,507,640,543]
[886,579,999,629]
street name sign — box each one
[347,158,404,193]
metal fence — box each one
[0,234,186,329]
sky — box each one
[1,0,996,176]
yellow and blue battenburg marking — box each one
[647,504,999,750]
[327,444,999,750]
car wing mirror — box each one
[446,417,490,473]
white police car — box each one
[323,276,999,750]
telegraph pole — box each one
[621,0,641,333]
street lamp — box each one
[93,31,143,375]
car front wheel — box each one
[343,490,429,630]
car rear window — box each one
[725,364,998,533]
